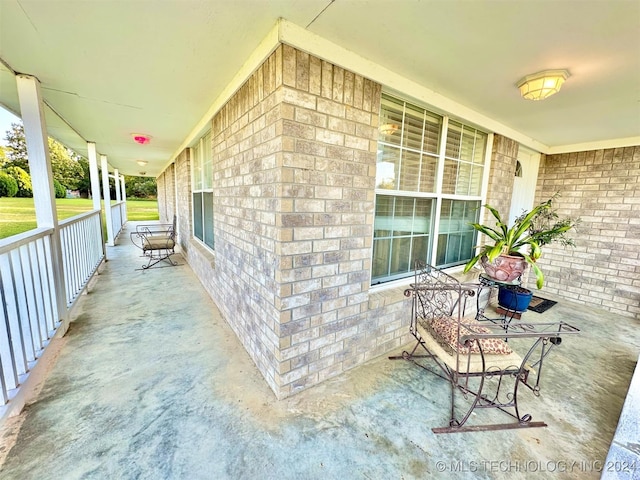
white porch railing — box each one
[60,210,105,308]
[0,211,105,406]
[0,228,58,405]
[111,201,126,239]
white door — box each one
[508,146,541,226]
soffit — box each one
[0,0,637,176]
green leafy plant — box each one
[53,179,66,198]
[3,165,32,197]
[0,171,18,197]
[463,195,579,288]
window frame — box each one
[191,130,214,251]
[372,93,493,285]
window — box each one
[372,94,488,284]
[515,160,523,177]
[192,131,214,250]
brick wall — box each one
[155,51,529,397]
[206,46,285,394]
[158,45,639,400]
[156,164,175,224]
[275,46,385,396]
[159,46,581,398]
[174,149,191,252]
[484,134,519,223]
[166,44,401,398]
[156,171,167,221]
[231,45,380,397]
[533,146,640,319]
[164,163,176,224]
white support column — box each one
[114,169,121,203]
[87,142,107,258]
[120,175,126,201]
[16,74,67,322]
[87,142,101,211]
[101,155,115,246]
[120,174,127,222]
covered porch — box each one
[0,221,637,479]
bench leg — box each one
[391,334,548,434]
[141,249,178,269]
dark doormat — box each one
[527,296,558,313]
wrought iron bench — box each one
[390,261,579,433]
[130,216,177,269]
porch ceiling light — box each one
[379,123,399,135]
[516,69,570,101]
[131,133,151,145]
[136,160,148,166]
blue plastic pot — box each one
[498,286,533,312]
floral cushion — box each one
[424,316,513,356]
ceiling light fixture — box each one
[379,123,399,135]
[136,160,148,167]
[516,69,570,101]
[131,133,152,145]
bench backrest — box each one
[412,261,466,322]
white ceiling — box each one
[0,0,638,177]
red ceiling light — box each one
[131,133,151,145]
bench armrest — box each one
[136,223,173,236]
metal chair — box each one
[130,216,178,269]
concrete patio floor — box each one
[0,222,638,479]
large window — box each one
[372,94,488,284]
[192,131,214,250]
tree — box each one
[76,157,92,197]
[0,171,18,197]
[3,166,32,197]
[4,123,28,171]
[49,138,83,190]
[0,146,8,168]
[3,123,84,190]
[125,175,157,198]
[53,179,66,198]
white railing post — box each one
[16,74,67,324]
[101,155,114,246]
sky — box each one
[0,106,21,146]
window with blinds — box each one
[372,94,488,283]
[192,131,214,250]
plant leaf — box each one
[520,253,544,289]
[468,223,502,242]
[463,254,481,273]
[483,204,508,236]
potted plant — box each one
[463,194,578,290]
[497,285,534,312]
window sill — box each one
[189,238,215,268]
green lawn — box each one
[0,198,159,240]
